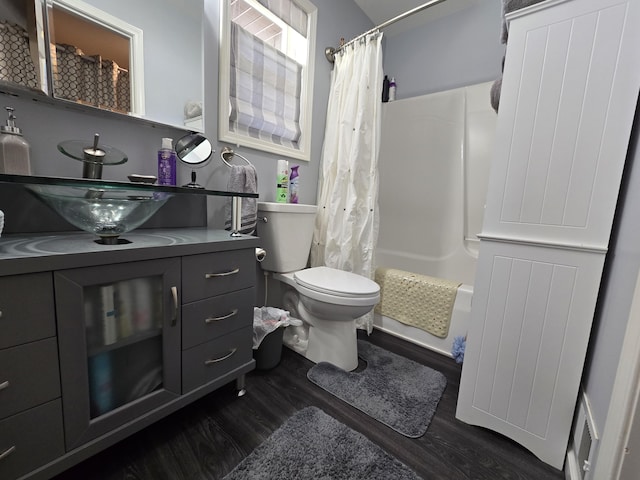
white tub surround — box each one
[374,82,496,354]
[377,81,496,287]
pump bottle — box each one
[0,107,31,175]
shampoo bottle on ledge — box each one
[157,137,176,186]
[388,77,397,102]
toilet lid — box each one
[294,266,380,298]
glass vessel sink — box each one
[25,184,172,244]
[0,173,260,243]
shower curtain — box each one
[310,32,383,333]
[53,44,130,113]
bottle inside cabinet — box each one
[83,276,165,418]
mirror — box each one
[0,0,204,131]
[47,0,143,116]
[0,0,48,95]
[175,132,212,189]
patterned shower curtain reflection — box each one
[310,32,384,333]
[52,44,130,113]
[0,20,39,89]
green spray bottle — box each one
[276,159,289,202]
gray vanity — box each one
[0,176,259,480]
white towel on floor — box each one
[224,164,258,234]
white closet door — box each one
[482,0,640,248]
[458,241,604,468]
[456,0,640,469]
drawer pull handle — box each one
[205,309,238,323]
[204,348,237,365]
[171,286,178,327]
[0,445,16,461]
[0,380,9,391]
[205,268,240,279]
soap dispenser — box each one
[0,107,31,175]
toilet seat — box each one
[291,266,380,306]
[294,266,379,297]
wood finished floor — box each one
[52,330,565,480]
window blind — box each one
[229,22,302,149]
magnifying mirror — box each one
[175,133,213,188]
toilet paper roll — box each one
[255,247,266,262]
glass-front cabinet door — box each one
[54,258,181,450]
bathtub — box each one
[373,81,496,358]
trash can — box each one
[252,306,302,370]
[253,327,284,370]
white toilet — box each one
[257,201,380,371]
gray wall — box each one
[382,0,504,99]
[583,107,640,445]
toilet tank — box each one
[257,202,318,272]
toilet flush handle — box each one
[260,216,268,223]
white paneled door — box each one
[456,0,640,469]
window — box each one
[219,0,317,161]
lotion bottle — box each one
[157,137,176,186]
[0,107,31,175]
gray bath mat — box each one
[307,340,447,438]
[222,406,420,480]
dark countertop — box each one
[0,228,261,276]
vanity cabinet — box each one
[0,230,259,480]
[55,258,182,450]
[0,273,65,479]
[181,250,256,392]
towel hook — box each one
[221,146,252,167]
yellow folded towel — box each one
[375,268,461,338]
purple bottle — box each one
[289,165,299,203]
[157,137,176,186]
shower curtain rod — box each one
[325,0,448,63]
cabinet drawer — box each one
[0,399,64,480]
[182,288,255,350]
[0,272,55,349]
[0,338,61,421]
[182,326,253,392]
[182,250,255,303]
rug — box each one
[375,267,460,338]
[307,340,447,438]
[222,406,421,480]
